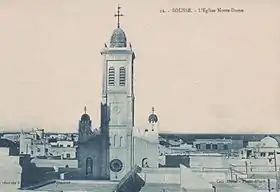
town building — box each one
[19,128,76,159]
[239,135,280,159]
[193,138,243,155]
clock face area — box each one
[113,105,121,114]
[110,102,122,125]
[109,97,127,126]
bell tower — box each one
[100,5,136,181]
[78,106,92,143]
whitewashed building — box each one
[193,138,243,155]
[0,148,21,191]
[240,136,280,159]
[133,107,160,168]
[20,128,76,159]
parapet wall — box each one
[0,147,21,191]
[139,168,180,184]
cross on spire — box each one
[114,4,124,28]
[84,106,87,114]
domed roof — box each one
[110,27,127,48]
[81,114,90,122]
[148,114,158,123]
[148,107,158,123]
[81,106,90,122]
[260,136,279,148]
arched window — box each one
[109,136,112,146]
[119,67,126,86]
[108,67,115,86]
[141,157,149,168]
[85,157,93,175]
[119,136,124,147]
[113,135,117,147]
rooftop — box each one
[194,138,232,142]
[23,179,269,192]
[33,180,182,192]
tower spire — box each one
[152,107,155,114]
[114,4,124,28]
[84,106,87,114]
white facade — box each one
[99,18,160,180]
[189,153,226,168]
[2,133,20,142]
[32,143,47,157]
[193,138,232,151]
[57,140,74,148]
[20,129,76,159]
[0,148,21,191]
[20,137,32,155]
[31,158,78,168]
[133,119,160,168]
[180,164,213,191]
[169,143,197,154]
[74,13,160,181]
[240,136,280,159]
[101,30,135,181]
[20,129,43,155]
[48,146,76,159]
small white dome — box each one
[260,136,279,148]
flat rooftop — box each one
[21,179,269,192]
[30,180,181,192]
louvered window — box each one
[119,67,126,86]
[108,67,115,86]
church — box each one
[76,6,160,181]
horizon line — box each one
[1,129,280,135]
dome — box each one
[81,106,91,122]
[260,136,279,148]
[148,114,158,123]
[148,107,158,123]
[110,28,127,48]
[81,114,90,122]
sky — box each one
[0,0,280,133]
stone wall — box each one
[0,148,21,191]
[180,164,213,191]
[194,171,228,182]
[228,158,280,173]
[138,168,180,184]
[133,137,158,168]
[32,158,78,168]
[48,147,76,159]
[190,154,227,168]
[59,168,82,180]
